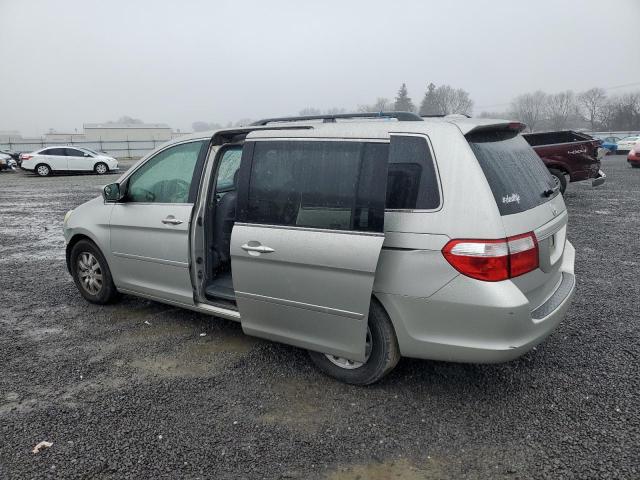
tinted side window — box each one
[245,141,386,232]
[47,148,67,156]
[386,135,440,210]
[65,148,85,157]
[127,141,205,203]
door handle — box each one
[162,216,183,225]
[241,244,275,253]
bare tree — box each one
[433,85,473,115]
[601,92,640,130]
[298,107,322,116]
[577,87,607,130]
[358,97,393,112]
[325,107,346,115]
[510,91,548,132]
[546,91,576,130]
[108,115,143,124]
[192,121,222,131]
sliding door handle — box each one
[162,216,183,225]
[241,244,274,253]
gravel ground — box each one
[0,155,638,480]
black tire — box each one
[94,162,108,175]
[35,163,51,177]
[308,300,400,385]
[548,168,567,194]
[70,239,120,304]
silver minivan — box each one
[63,112,576,384]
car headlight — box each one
[64,209,74,226]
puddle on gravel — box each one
[259,377,333,432]
[127,326,259,378]
[326,458,445,480]
[23,326,65,341]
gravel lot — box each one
[0,155,638,479]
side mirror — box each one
[103,183,123,202]
[84,153,91,157]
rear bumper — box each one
[592,169,606,187]
[377,241,576,363]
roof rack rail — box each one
[421,114,472,118]
[251,111,423,126]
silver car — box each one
[63,112,576,384]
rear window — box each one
[467,130,557,216]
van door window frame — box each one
[384,133,443,213]
[236,137,390,234]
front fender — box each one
[64,197,114,273]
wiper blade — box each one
[543,183,560,197]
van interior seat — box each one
[211,170,239,270]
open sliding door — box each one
[231,139,389,362]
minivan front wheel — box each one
[70,239,119,304]
[308,301,400,385]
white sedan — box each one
[616,135,640,153]
[20,147,118,176]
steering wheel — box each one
[167,179,190,203]
[129,187,156,202]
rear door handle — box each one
[162,216,183,225]
[241,244,274,253]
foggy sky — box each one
[1,0,639,136]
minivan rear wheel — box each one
[548,168,567,194]
[70,239,119,304]
[307,301,400,385]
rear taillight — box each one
[442,232,539,282]
[20,154,32,161]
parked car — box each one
[599,136,620,153]
[616,135,640,153]
[63,112,576,384]
[0,148,21,163]
[523,130,606,193]
[20,147,118,176]
[628,141,640,168]
[0,152,17,171]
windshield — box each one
[467,130,557,216]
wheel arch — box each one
[94,161,109,172]
[371,293,403,352]
[545,162,569,176]
[34,162,52,173]
[65,232,106,274]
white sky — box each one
[1,0,639,135]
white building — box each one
[44,132,87,142]
[83,123,173,141]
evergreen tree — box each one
[393,83,415,112]
[419,83,442,116]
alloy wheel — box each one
[325,326,372,369]
[77,252,103,295]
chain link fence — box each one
[0,138,174,159]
